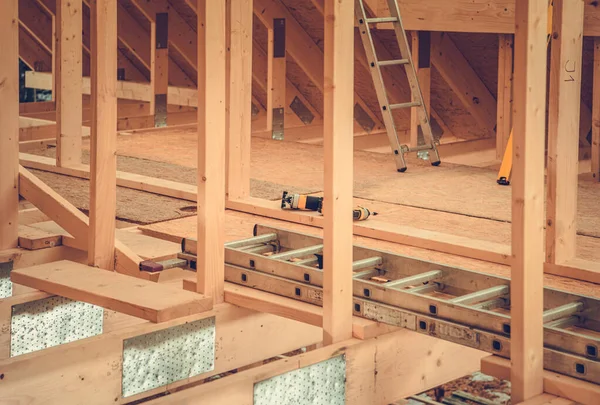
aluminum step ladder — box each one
[355,0,440,172]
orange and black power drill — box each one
[281,191,377,221]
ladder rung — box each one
[545,315,579,329]
[378,59,409,67]
[406,284,438,295]
[352,257,383,271]
[366,17,398,24]
[295,257,319,266]
[543,302,583,324]
[401,144,436,153]
[243,244,275,255]
[353,269,379,280]
[383,270,442,289]
[225,233,278,249]
[449,285,509,306]
[471,298,507,311]
[269,244,324,261]
[389,101,421,110]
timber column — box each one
[0,0,20,250]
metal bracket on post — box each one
[271,18,286,140]
[154,12,168,128]
[272,107,285,140]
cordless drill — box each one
[281,191,377,221]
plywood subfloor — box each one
[72,127,600,261]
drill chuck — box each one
[281,191,322,211]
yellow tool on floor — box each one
[281,191,377,221]
[496,0,553,185]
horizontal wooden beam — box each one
[26,71,197,106]
[0,246,86,277]
[365,0,600,36]
[11,260,212,322]
[18,224,62,250]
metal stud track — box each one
[179,225,600,385]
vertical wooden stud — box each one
[592,37,600,181]
[55,0,83,168]
[89,0,117,269]
[0,0,19,250]
[511,0,548,402]
[546,0,584,265]
[150,20,157,115]
[497,34,514,160]
[227,0,252,200]
[51,14,56,101]
[410,31,431,148]
[197,0,226,304]
[152,12,169,127]
[322,0,354,346]
[267,18,286,139]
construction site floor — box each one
[24,125,600,298]
[89,126,600,262]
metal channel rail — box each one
[178,224,600,385]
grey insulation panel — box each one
[0,261,12,298]
[253,355,346,405]
[121,316,216,398]
[11,296,104,357]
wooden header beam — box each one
[369,0,600,36]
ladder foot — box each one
[497,177,510,186]
[431,161,441,167]
[397,167,407,173]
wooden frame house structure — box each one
[1,0,599,404]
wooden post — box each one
[151,12,169,127]
[197,0,226,304]
[511,0,548,402]
[55,0,83,168]
[322,0,354,346]
[592,37,600,181]
[51,14,56,101]
[0,0,19,250]
[266,17,286,139]
[546,0,584,265]
[227,0,252,200]
[410,31,431,147]
[497,34,513,160]
[89,0,117,269]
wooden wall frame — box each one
[2,1,600,404]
